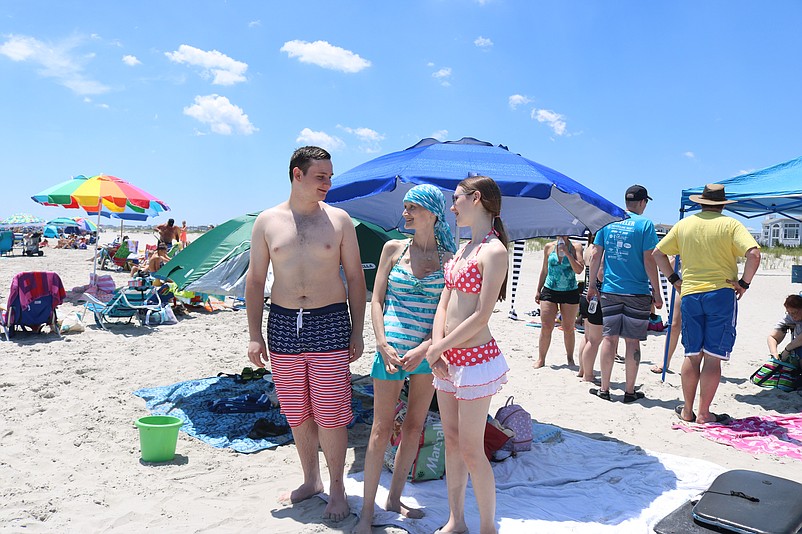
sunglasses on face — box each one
[452,192,473,204]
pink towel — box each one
[673,414,802,460]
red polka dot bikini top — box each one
[444,230,496,294]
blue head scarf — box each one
[403,184,457,253]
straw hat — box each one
[689,183,737,206]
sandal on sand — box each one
[623,391,645,403]
[700,413,732,424]
[674,405,696,422]
[650,366,663,374]
[589,388,612,401]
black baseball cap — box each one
[625,185,652,201]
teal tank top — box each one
[544,251,578,291]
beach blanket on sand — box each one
[341,430,723,533]
[134,375,375,454]
[672,414,802,460]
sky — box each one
[2,0,802,231]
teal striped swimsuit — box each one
[371,242,445,380]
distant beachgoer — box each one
[425,175,509,534]
[179,221,188,249]
[245,146,366,522]
[354,184,456,534]
[155,218,180,248]
[654,183,760,424]
[577,233,603,383]
[767,294,802,361]
[651,256,682,374]
[587,185,663,403]
[131,243,168,277]
[534,235,584,368]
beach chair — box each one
[83,282,165,329]
[0,231,14,256]
[2,271,65,339]
[112,240,139,270]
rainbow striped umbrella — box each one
[32,174,169,220]
[32,174,169,278]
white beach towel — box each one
[343,429,723,533]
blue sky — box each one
[2,1,801,231]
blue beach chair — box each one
[83,283,165,329]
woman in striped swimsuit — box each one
[355,184,456,534]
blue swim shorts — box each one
[370,350,432,381]
[681,288,737,361]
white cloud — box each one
[531,108,567,136]
[122,54,141,66]
[248,20,261,28]
[183,94,257,135]
[431,129,449,141]
[296,128,345,152]
[338,125,385,153]
[508,94,532,110]
[474,36,493,48]
[280,40,370,73]
[683,151,695,159]
[426,61,435,67]
[165,44,247,85]
[0,34,109,95]
[432,67,452,87]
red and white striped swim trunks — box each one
[267,303,352,428]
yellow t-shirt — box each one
[656,211,759,297]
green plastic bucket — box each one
[135,415,183,462]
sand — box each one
[1,230,801,533]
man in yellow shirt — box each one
[653,184,760,424]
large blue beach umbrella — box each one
[327,137,627,240]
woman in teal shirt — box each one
[534,235,584,368]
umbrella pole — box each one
[92,207,102,284]
[120,219,124,242]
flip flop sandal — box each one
[674,404,696,422]
[589,388,612,401]
[623,391,646,403]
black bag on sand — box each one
[654,469,802,534]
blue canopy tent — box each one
[328,137,628,318]
[680,156,802,222]
[658,155,802,380]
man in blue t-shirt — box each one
[587,185,663,403]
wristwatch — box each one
[738,278,750,289]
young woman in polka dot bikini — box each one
[425,175,510,534]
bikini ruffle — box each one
[434,353,509,400]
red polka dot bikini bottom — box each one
[445,339,501,367]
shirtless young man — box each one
[245,146,366,521]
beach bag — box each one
[384,402,445,482]
[484,418,513,460]
[750,357,801,392]
[59,312,85,334]
[144,306,178,326]
[495,396,533,453]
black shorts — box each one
[579,296,603,326]
[540,287,580,305]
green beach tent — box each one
[155,214,404,297]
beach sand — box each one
[1,231,801,532]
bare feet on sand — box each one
[533,358,546,369]
[434,519,469,533]
[352,515,374,534]
[323,488,351,522]
[387,500,425,519]
[279,481,324,504]
[567,357,576,366]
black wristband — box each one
[738,278,750,289]
[668,273,680,284]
